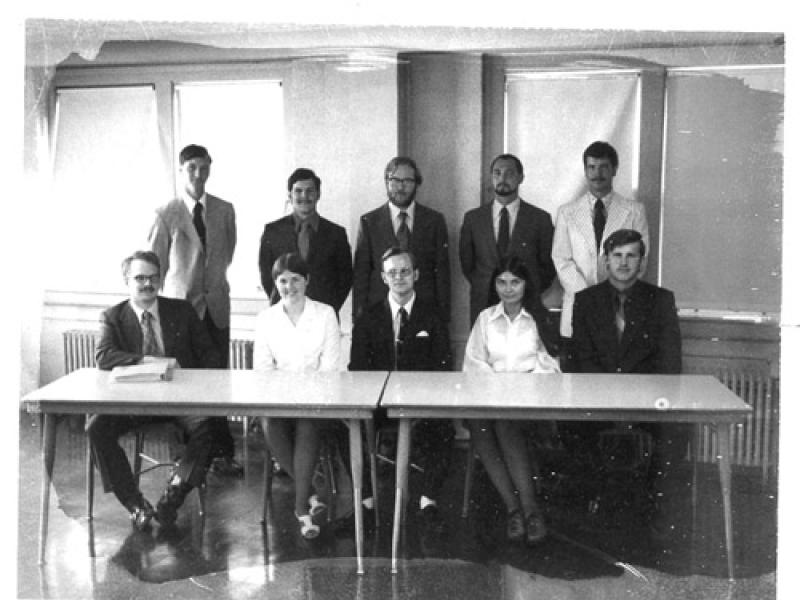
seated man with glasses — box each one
[350,246,453,555]
[87,250,224,531]
[353,156,451,324]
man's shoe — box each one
[125,496,155,532]
[209,456,245,478]
[155,478,192,526]
[506,509,525,543]
[524,510,547,545]
[418,505,446,556]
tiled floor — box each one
[16,412,777,599]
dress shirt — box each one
[463,302,561,374]
[292,212,320,234]
[388,201,416,234]
[492,197,520,239]
[588,191,613,214]
[253,297,341,372]
[387,292,416,340]
[129,299,165,357]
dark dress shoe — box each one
[209,456,245,478]
[155,479,192,526]
[125,496,155,532]
[525,511,547,545]
[418,505,446,556]
[506,509,525,543]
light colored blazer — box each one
[552,191,648,337]
[147,195,236,328]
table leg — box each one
[716,423,735,581]
[391,418,411,574]
[348,418,364,575]
[39,413,57,565]
[365,417,379,528]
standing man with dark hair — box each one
[460,153,556,325]
[147,143,242,477]
[571,229,687,512]
[353,157,450,323]
[258,167,353,316]
[552,141,649,367]
[350,246,453,554]
[89,250,223,530]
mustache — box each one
[140,286,156,293]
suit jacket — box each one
[147,195,236,328]
[95,296,223,370]
[258,214,353,313]
[349,297,452,372]
[353,202,450,322]
[459,199,556,325]
[571,280,681,375]
[552,191,649,337]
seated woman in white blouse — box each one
[254,252,341,539]
[463,255,561,546]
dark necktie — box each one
[396,211,411,250]
[614,293,626,341]
[497,206,510,257]
[593,198,606,252]
[141,311,161,356]
[298,221,313,261]
[395,306,409,368]
[193,201,206,249]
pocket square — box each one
[416,330,429,337]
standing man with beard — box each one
[353,156,451,323]
[460,153,556,325]
[552,141,649,368]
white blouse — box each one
[253,298,341,373]
[463,303,560,373]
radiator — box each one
[684,361,778,483]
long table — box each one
[381,372,753,580]
[21,368,388,573]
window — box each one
[661,66,783,315]
[174,80,285,297]
[48,86,164,291]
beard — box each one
[388,187,416,208]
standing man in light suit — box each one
[147,143,242,476]
[552,141,649,368]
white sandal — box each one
[295,512,320,539]
[308,494,327,517]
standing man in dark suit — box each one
[571,229,686,491]
[88,251,224,531]
[460,153,556,325]
[258,168,353,316]
[147,144,241,476]
[350,247,452,553]
[353,157,450,323]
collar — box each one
[487,301,532,323]
[130,297,160,323]
[388,292,416,319]
[182,191,207,215]
[293,212,320,232]
[388,200,416,223]
[587,190,614,209]
[606,278,638,299]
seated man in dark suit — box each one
[350,246,453,550]
[258,167,353,317]
[87,250,224,531]
[571,229,688,503]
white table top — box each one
[381,372,752,423]
[22,368,388,418]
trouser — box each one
[86,414,216,507]
[203,311,235,459]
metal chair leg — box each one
[261,419,272,524]
[87,443,95,521]
[133,431,146,488]
[462,439,476,518]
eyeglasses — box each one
[387,177,416,187]
[385,268,413,279]
[131,274,160,284]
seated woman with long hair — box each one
[254,252,341,539]
[463,254,560,545]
